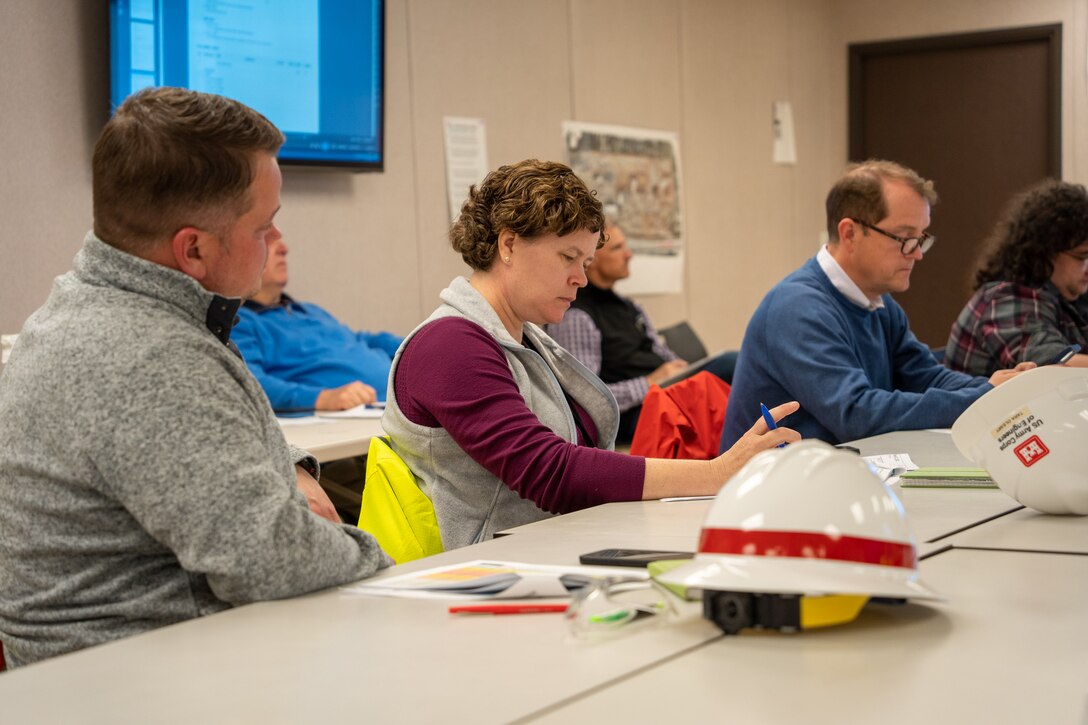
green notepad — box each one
[899,467,996,489]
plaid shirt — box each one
[944,281,1088,376]
[547,305,677,412]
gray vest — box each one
[382,277,619,550]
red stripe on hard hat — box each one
[698,528,916,569]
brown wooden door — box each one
[850,25,1061,348]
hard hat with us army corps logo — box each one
[657,441,941,635]
[951,365,1088,515]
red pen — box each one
[448,603,568,615]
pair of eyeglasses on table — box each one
[565,577,681,636]
[448,576,684,637]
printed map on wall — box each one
[563,121,684,295]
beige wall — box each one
[0,2,109,340]
[1,0,1084,353]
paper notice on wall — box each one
[772,101,797,165]
[444,117,489,223]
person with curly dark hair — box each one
[381,159,799,550]
[945,179,1088,375]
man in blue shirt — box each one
[233,236,404,412]
[721,160,1033,448]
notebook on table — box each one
[899,467,996,488]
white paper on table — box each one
[341,560,647,601]
[316,403,385,419]
[659,496,715,503]
[863,453,919,482]
[276,416,335,427]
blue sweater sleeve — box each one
[231,309,323,411]
[887,300,991,394]
[761,287,991,443]
[722,271,996,444]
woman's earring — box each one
[504,256,511,263]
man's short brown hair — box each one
[826,159,938,241]
[450,159,605,270]
[92,87,285,253]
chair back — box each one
[658,322,708,362]
[358,436,443,564]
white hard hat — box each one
[658,441,941,633]
[951,365,1088,515]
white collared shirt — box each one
[816,245,884,311]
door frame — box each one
[848,23,1062,176]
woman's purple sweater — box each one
[394,317,645,514]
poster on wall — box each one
[444,117,489,224]
[562,121,684,295]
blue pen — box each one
[760,402,787,448]
[1048,344,1081,365]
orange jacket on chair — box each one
[629,371,731,460]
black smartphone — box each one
[1048,344,1081,365]
[579,548,694,568]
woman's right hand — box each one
[714,401,801,483]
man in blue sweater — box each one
[721,160,1033,448]
[233,236,404,412]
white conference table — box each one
[943,506,1088,554]
[528,547,1088,724]
[499,428,1024,547]
[1,430,1084,723]
[278,416,383,462]
[0,532,722,724]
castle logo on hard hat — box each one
[1013,435,1050,467]
[952,366,1088,514]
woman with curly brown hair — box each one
[381,159,798,550]
[945,179,1088,376]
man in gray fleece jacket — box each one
[0,87,391,667]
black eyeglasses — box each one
[854,220,936,256]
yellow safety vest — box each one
[357,436,443,564]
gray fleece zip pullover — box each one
[0,233,391,667]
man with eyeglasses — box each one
[720,159,1033,448]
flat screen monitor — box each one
[109,0,384,170]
